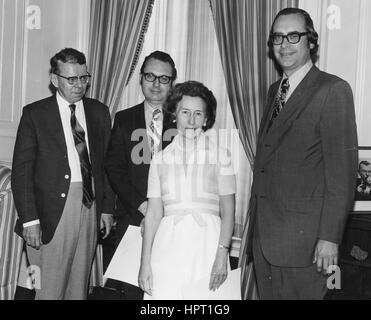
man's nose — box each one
[281,37,289,48]
[152,78,161,87]
[74,78,83,88]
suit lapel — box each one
[44,96,67,153]
[259,66,322,165]
[135,102,151,156]
[259,82,280,141]
[83,98,99,165]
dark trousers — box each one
[252,224,328,300]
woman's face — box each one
[175,95,207,140]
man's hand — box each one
[313,239,338,275]
[100,214,114,240]
[23,224,43,250]
[138,201,148,216]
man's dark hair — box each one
[268,8,319,62]
[50,48,87,74]
[140,51,177,80]
[164,81,216,131]
[359,160,371,171]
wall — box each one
[300,0,371,146]
[0,0,90,163]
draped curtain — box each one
[88,0,155,115]
[209,0,298,300]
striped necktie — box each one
[149,108,162,157]
[69,104,94,208]
[267,78,290,131]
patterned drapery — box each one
[88,0,155,115]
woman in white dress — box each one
[138,81,236,300]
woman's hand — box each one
[138,263,153,296]
[209,248,228,291]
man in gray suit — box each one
[249,8,358,299]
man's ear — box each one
[50,73,59,88]
[309,42,315,50]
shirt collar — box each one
[144,100,162,114]
[56,91,83,111]
[283,59,313,91]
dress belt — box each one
[164,208,219,227]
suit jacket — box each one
[355,177,371,200]
[250,66,358,267]
[12,95,115,244]
[105,102,176,232]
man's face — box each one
[51,62,88,104]
[359,164,371,185]
[272,13,313,77]
[141,58,173,106]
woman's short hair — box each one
[164,81,217,131]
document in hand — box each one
[103,225,142,287]
[182,267,242,300]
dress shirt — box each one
[282,59,313,102]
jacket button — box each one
[65,174,69,179]
[260,168,265,173]
[61,193,66,198]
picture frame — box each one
[353,146,371,213]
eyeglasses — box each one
[143,72,174,84]
[54,73,91,85]
[271,32,309,45]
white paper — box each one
[182,267,242,300]
[103,225,142,287]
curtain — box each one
[209,0,298,300]
[120,0,251,257]
[88,0,155,115]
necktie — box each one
[149,108,162,157]
[267,78,290,131]
[69,104,94,208]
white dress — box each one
[145,132,236,300]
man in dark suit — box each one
[105,51,177,299]
[247,8,358,299]
[12,48,115,300]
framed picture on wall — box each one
[353,147,371,212]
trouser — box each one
[252,224,328,300]
[27,182,97,300]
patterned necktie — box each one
[69,104,94,208]
[267,78,290,131]
[149,108,162,157]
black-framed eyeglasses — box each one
[271,32,309,45]
[143,72,174,84]
[54,73,91,85]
